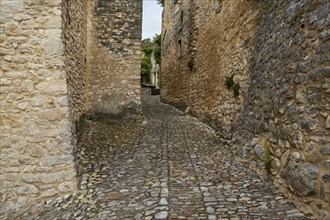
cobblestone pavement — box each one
[13,96,308,220]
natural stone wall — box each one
[0,0,76,214]
[161,0,329,218]
[161,0,195,110]
[62,0,88,141]
[235,1,330,218]
[86,0,142,119]
[1,0,143,216]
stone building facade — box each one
[0,0,142,215]
[161,0,330,218]
[86,0,142,119]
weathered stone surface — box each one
[323,174,330,183]
[58,182,76,192]
[36,82,67,94]
[22,174,40,183]
[7,96,308,219]
[85,0,142,118]
[40,156,73,166]
[0,1,24,13]
[304,143,321,162]
[17,184,39,195]
[326,116,330,129]
[284,163,320,196]
[320,144,330,155]
[161,1,330,217]
[40,171,76,184]
[155,211,168,219]
[31,96,46,107]
[253,144,265,160]
[0,0,80,215]
[40,189,57,197]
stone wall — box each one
[161,0,195,110]
[161,0,329,218]
[0,0,76,214]
[86,0,142,119]
[0,0,143,216]
[62,0,88,141]
[235,0,330,218]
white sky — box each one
[142,0,163,39]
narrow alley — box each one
[14,96,307,220]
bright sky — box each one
[142,0,163,40]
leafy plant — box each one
[225,74,234,89]
[154,34,161,65]
[225,75,240,98]
[233,82,240,98]
[141,53,152,76]
[187,57,194,71]
[141,38,154,56]
[141,34,161,84]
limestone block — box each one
[36,81,67,94]
[17,184,39,194]
[284,163,319,196]
[320,144,330,155]
[0,78,12,86]
[40,188,57,197]
[27,145,46,158]
[326,116,330,129]
[17,102,29,110]
[41,30,64,56]
[304,143,321,162]
[289,152,301,163]
[58,181,76,192]
[36,108,66,121]
[57,96,68,106]
[39,170,76,184]
[290,130,303,148]
[253,144,265,161]
[300,118,319,131]
[40,155,73,166]
[31,96,46,106]
[17,196,32,204]
[24,0,61,7]
[22,174,40,183]
[4,71,27,78]
[0,1,24,13]
[320,174,330,203]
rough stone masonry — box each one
[161,0,329,218]
[0,0,142,215]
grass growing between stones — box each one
[263,146,273,175]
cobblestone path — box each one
[15,96,307,220]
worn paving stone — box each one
[10,96,309,219]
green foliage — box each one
[233,82,240,98]
[225,75,240,98]
[154,34,161,65]
[156,0,164,7]
[225,74,234,89]
[187,57,194,71]
[263,146,273,175]
[141,53,152,76]
[141,38,154,56]
[141,34,162,82]
[293,10,304,21]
